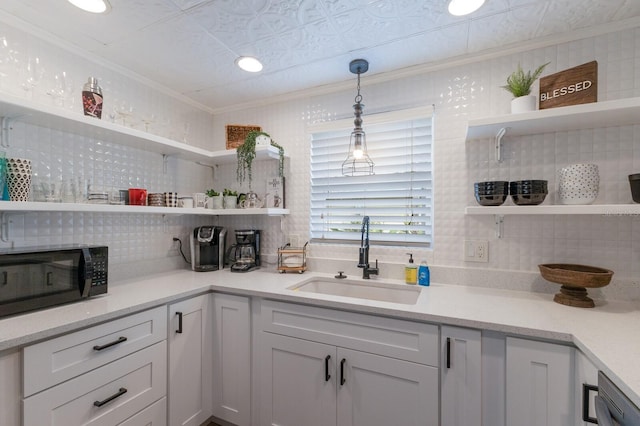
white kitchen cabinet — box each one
[506,337,574,426]
[21,306,168,426]
[168,294,213,426]
[23,341,167,425]
[260,332,438,426]
[0,349,21,426]
[575,350,599,425]
[440,326,482,426]
[23,306,167,397]
[258,300,440,426]
[337,346,438,426]
[261,332,336,426]
[212,293,251,426]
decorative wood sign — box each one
[225,124,261,149]
[539,61,597,109]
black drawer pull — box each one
[446,337,451,369]
[93,336,127,351]
[176,312,183,334]
[340,358,346,385]
[93,387,127,407]
[325,355,331,382]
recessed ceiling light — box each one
[448,0,485,16]
[67,0,111,14]
[235,56,263,73]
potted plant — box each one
[502,62,550,113]
[205,189,223,209]
[236,131,284,189]
[223,188,238,209]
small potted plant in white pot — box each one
[205,189,223,209]
[223,188,238,209]
[502,62,550,113]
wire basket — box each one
[277,242,308,274]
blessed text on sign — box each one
[539,61,598,109]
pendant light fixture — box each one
[342,59,374,176]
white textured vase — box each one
[511,95,537,113]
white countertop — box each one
[1,268,639,407]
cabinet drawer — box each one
[118,397,166,426]
[24,306,166,396]
[23,341,166,426]
[260,299,438,365]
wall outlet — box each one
[464,240,489,263]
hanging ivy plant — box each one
[236,131,284,189]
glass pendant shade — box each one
[342,128,374,176]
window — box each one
[309,106,433,247]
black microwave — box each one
[0,245,108,318]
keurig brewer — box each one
[190,226,226,272]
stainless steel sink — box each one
[288,278,421,305]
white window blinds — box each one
[310,107,433,246]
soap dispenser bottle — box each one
[418,259,430,286]
[405,253,417,285]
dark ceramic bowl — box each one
[511,193,547,205]
[475,193,507,206]
[475,188,508,195]
[629,174,640,203]
[510,180,548,186]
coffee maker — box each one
[227,229,260,273]
[190,226,226,272]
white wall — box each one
[1,14,639,299]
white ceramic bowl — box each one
[558,163,599,182]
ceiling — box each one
[1,0,639,112]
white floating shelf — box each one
[466,97,640,140]
[0,92,284,165]
[465,204,640,216]
[0,201,289,216]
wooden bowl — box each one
[538,264,613,308]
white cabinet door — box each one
[337,347,439,426]
[168,294,213,426]
[441,326,482,426]
[0,349,21,426]
[506,337,574,426]
[575,350,598,426]
[260,332,336,426]
[212,293,251,426]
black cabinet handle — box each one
[93,387,127,407]
[93,336,127,351]
[325,355,331,382]
[176,312,183,334]
[582,383,599,423]
[446,337,451,369]
[340,358,346,385]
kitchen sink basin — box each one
[288,278,421,305]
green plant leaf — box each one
[502,62,550,97]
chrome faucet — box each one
[358,216,378,279]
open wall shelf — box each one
[466,97,640,140]
[0,92,284,165]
